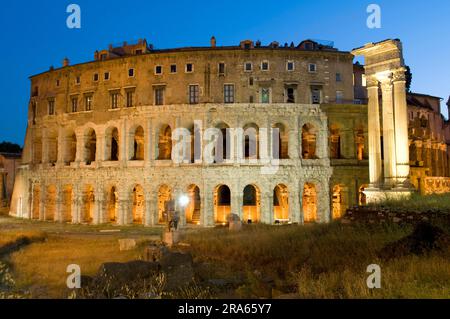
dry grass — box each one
[9,235,151,298]
[0,230,47,248]
[184,222,450,299]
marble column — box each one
[367,77,383,187]
[381,78,397,187]
[393,69,410,187]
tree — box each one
[405,65,412,92]
[0,142,22,154]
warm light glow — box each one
[178,195,190,207]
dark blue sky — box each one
[1,0,449,145]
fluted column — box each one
[381,78,397,187]
[367,77,383,187]
[393,69,410,187]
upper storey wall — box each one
[28,48,354,125]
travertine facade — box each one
[8,38,449,226]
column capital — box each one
[366,75,379,88]
[380,79,393,92]
[392,67,407,82]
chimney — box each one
[63,57,70,67]
[210,36,216,47]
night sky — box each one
[1,0,449,145]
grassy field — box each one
[0,216,163,298]
[1,194,450,299]
[368,192,450,212]
[184,222,450,298]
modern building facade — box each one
[8,37,450,226]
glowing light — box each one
[178,195,189,207]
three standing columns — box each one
[367,68,411,190]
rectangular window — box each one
[189,85,199,104]
[104,72,110,80]
[155,87,165,105]
[245,62,253,72]
[186,63,194,73]
[336,90,344,102]
[249,77,254,86]
[309,63,317,73]
[311,87,321,104]
[170,64,177,73]
[261,61,269,71]
[111,92,119,109]
[93,73,99,82]
[261,88,270,103]
[218,63,225,75]
[126,91,134,107]
[336,73,342,82]
[224,84,235,103]
[71,97,78,113]
[128,68,135,77]
[48,99,55,115]
[76,76,81,85]
[287,61,295,71]
[85,95,93,111]
[56,79,60,87]
[286,87,295,103]
[155,65,163,75]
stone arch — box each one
[273,184,289,221]
[303,182,317,222]
[214,184,231,224]
[214,122,231,162]
[64,129,77,165]
[82,185,95,224]
[332,184,348,220]
[186,184,201,224]
[157,125,172,160]
[302,123,317,159]
[359,184,368,206]
[329,124,342,159]
[84,128,97,164]
[132,184,145,224]
[131,126,145,161]
[32,184,40,219]
[105,127,119,161]
[61,185,73,223]
[158,184,172,224]
[243,184,261,223]
[243,123,260,160]
[272,123,289,159]
[45,185,57,221]
[107,186,119,223]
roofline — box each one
[408,92,443,101]
[29,46,352,79]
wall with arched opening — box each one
[274,184,289,221]
[62,185,73,222]
[132,126,145,161]
[64,129,77,165]
[302,124,317,159]
[186,185,201,224]
[158,184,172,223]
[331,184,348,219]
[157,125,172,160]
[132,185,145,224]
[242,184,261,222]
[303,183,317,222]
[272,123,289,159]
[45,185,57,221]
[243,123,259,160]
[214,185,231,223]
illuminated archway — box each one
[186,185,201,224]
[132,126,145,161]
[82,185,95,224]
[243,184,261,223]
[273,184,289,221]
[158,185,172,224]
[132,185,145,224]
[157,125,172,160]
[302,124,317,159]
[214,185,231,223]
[303,183,317,222]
